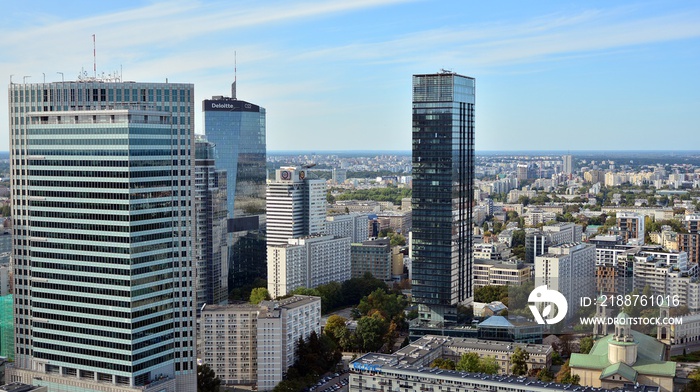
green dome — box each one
[615,311,630,320]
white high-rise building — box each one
[535,243,596,318]
[325,212,370,243]
[8,80,196,391]
[266,167,326,246]
[267,235,351,298]
[562,154,573,175]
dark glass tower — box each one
[411,72,475,324]
[203,96,266,219]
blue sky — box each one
[2,0,699,151]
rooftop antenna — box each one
[232,51,237,100]
[92,34,97,78]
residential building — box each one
[535,243,596,318]
[266,167,326,246]
[411,71,474,324]
[525,222,582,263]
[472,242,511,261]
[8,80,196,391]
[351,238,392,281]
[678,213,700,264]
[194,137,229,310]
[375,211,412,235]
[472,260,531,290]
[517,163,529,181]
[200,295,321,391]
[267,235,351,298]
[616,212,645,244]
[324,212,369,243]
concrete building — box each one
[351,238,392,281]
[375,211,412,235]
[267,235,351,298]
[200,296,321,391]
[562,154,573,175]
[472,242,511,261]
[472,259,531,290]
[411,72,474,325]
[525,222,582,263]
[616,212,645,244]
[266,167,326,246]
[8,80,196,391]
[678,213,700,264]
[349,339,651,392]
[324,212,369,243]
[535,243,596,318]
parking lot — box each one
[307,371,349,392]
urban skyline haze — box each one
[2,0,700,152]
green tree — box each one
[456,352,481,372]
[511,347,529,376]
[579,336,594,354]
[324,315,348,344]
[249,287,271,304]
[537,368,554,382]
[356,313,387,352]
[479,357,500,375]
[197,364,221,392]
[430,358,456,370]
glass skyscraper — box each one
[195,137,229,310]
[411,72,475,324]
[8,80,196,391]
[203,97,266,219]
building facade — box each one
[472,259,531,290]
[616,212,645,244]
[203,94,266,218]
[325,213,369,243]
[267,235,351,298]
[8,80,196,391]
[535,243,596,318]
[266,167,326,246]
[200,296,321,391]
[351,238,392,281]
[411,72,474,324]
[194,137,229,309]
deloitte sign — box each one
[203,100,260,112]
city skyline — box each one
[2,0,700,152]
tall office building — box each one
[411,72,475,323]
[266,167,326,246]
[562,154,573,175]
[203,88,266,219]
[8,79,196,391]
[195,137,229,310]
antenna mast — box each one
[93,34,97,78]
[232,51,237,100]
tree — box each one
[249,287,271,304]
[324,315,348,344]
[480,357,500,375]
[356,313,387,352]
[430,358,456,370]
[579,336,594,354]
[537,368,554,382]
[511,347,529,376]
[555,360,580,385]
[456,352,481,373]
[197,364,221,392]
